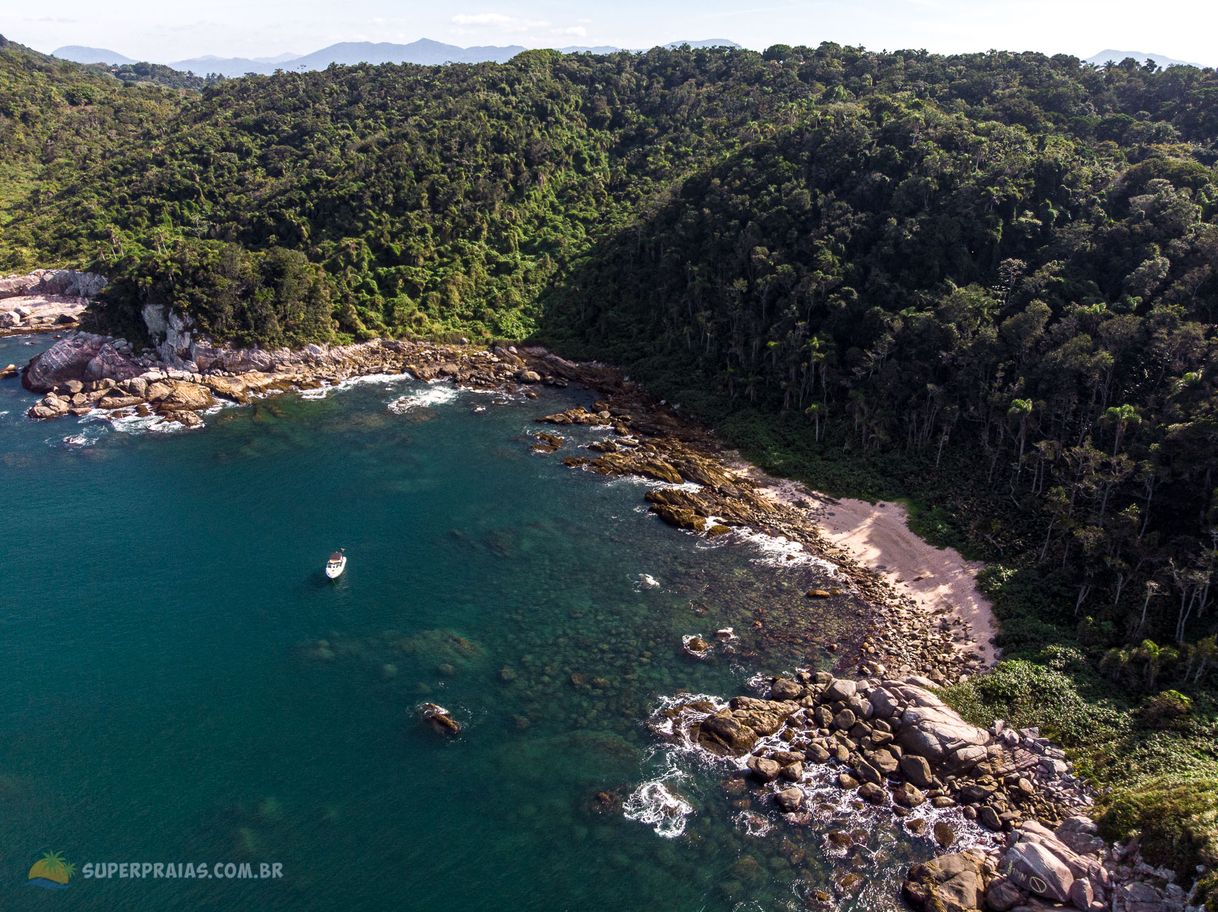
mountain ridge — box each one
[1086,48,1207,68]
[50,44,136,66]
[53,36,741,76]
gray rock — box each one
[933,820,957,848]
[900,754,936,788]
[1068,876,1094,910]
[747,756,781,782]
[892,782,926,807]
[775,787,803,812]
[832,708,857,730]
[984,877,1024,911]
[866,747,900,775]
[822,678,857,702]
[805,742,831,763]
[780,761,803,781]
[1001,841,1074,902]
[977,805,1003,831]
[770,677,804,701]
[858,781,886,803]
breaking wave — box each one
[300,372,414,400]
[387,384,461,414]
[622,766,695,839]
[733,526,840,574]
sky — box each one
[2,0,1215,66]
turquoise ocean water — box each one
[0,333,940,911]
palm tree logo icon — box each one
[28,851,75,890]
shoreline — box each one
[15,325,1197,912]
[748,473,1000,668]
[17,325,994,682]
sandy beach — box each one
[753,475,1000,668]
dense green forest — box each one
[2,34,1218,897]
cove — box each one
[0,332,944,911]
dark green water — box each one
[0,333,945,911]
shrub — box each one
[1100,772,1218,907]
[1137,690,1194,730]
[943,658,1122,747]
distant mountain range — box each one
[1085,49,1206,69]
[52,38,741,77]
[51,44,136,66]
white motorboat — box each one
[325,549,347,579]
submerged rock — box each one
[418,703,461,736]
[682,634,711,659]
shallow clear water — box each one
[0,333,943,910]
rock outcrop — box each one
[20,330,569,430]
[658,673,1199,912]
[904,816,1196,912]
[670,672,1091,832]
[534,390,988,685]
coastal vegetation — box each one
[2,33,1218,899]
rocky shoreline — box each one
[9,295,1198,909]
[656,672,1197,911]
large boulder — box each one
[28,393,70,419]
[894,683,990,761]
[900,754,936,788]
[144,379,215,411]
[822,677,858,702]
[0,269,105,299]
[696,698,799,755]
[1000,841,1074,903]
[903,850,986,912]
[769,677,804,701]
[23,333,143,392]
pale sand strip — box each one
[751,475,1000,668]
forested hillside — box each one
[0,36,182,242]
[3,35,1218,895]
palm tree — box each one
[1104,403,1141,456]
[804,401,823,441]
[1188,634,1217,684]
[1008,398,1033,479]
[1135,639,1178,689]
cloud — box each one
[450,10,595,43]
[451,12,550,33]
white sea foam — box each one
[646,693,728,745]
[733,526,840,574]
[735,810,773,838]
[622,768,695,839]
[100,410,192,435]
[387,384,461,414]
[637,573,661,589]
[642,691,1002,857]
[60,432,98,448]
[302,371,414,400]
